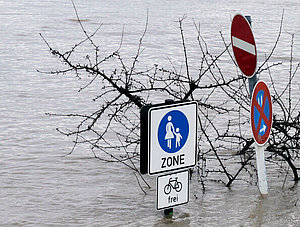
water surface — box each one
[1,0,300,226]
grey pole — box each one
[245,15,258,97]
[245,15,268,196]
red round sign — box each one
[231,14,257,77]
[250,81,272,146]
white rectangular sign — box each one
[156,170,189,210]
[148,101,197,175]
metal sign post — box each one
[255,144,268,195]
[244,16,258,96]
[250,81,273,195]
[231,14,269,195]
[140,100,197,215]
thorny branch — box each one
[41,4,300,193]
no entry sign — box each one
[231,14,257,77]
[251,81,272,146]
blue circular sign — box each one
[157,110,189,153]
[251,80,273,145]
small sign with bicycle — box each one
[156,170,189,210]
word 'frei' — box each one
[168,195,179,204]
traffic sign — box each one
[251,81,272,146]
[156,170,189,210]
[148,101,197,175]
[231,14,257,77]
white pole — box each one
[255,144,268,196]
[245,15,268,196]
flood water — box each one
[1,0,300,226]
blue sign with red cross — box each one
[251,81,273,145]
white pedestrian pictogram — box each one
[164,116,182,149]
[174,128,182,148]
[165,116,175,149]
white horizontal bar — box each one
[232,36,256,55]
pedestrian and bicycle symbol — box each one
[145,102,196,211]
[148,101,197,175]
[251,81,272,145]
[158,110,189,153]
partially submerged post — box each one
[250,81,272,196]
[231,14,269,196]
[164,208,173,217]
[140,99,197,216]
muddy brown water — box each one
[1,0,300,226]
